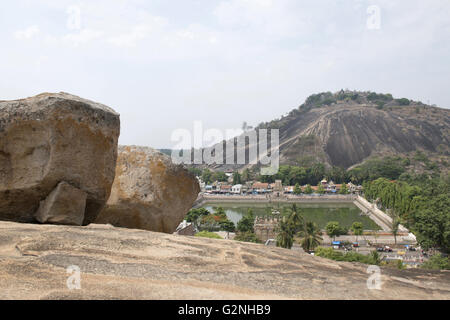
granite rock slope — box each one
[0,221,449,300]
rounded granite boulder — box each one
[0,92,120,225]
[95,145,200,233]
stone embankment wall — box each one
[354,196,409,233]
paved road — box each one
[322,234,416,246]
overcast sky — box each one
[1,0,449,148]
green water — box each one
[202,202,381,230]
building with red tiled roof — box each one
[252,182,270,193]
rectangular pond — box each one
[201,201,381,230]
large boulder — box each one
[95,146,200,233]
[0,92,120,225]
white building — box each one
[231,184,242,194]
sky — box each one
[1,0,449,148]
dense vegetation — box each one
[364,176,450,252]
[421,254,450,270]
[192,151,445,188]
[186,207,235,233]
[234,209,260,243]
[315,247,381,265]
[325,221,348,240]
[255,155,435,185]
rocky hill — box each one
[201,91,450,171]
[0,220,449,299]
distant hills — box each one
[164,90,450,172]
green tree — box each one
[186,208,210,228]
[287,204,304,233]
[219,220,235,238]
[293,183,302,195]
[215,206,227,218]
[326,221,345,241]
[410,194,450,251]
[212,171,228,182]
[276,216,295,249]
[237,209,255,233]
[304,184,313,194]
[201,169,213,184]
[232,172,242,185]
[339,183,349,194]
[219,220,235,232]
[241,168,251,182]
[298,222,323,253]
[288,166,307,185]
[317,184,325,194]
[391,218,400,245]
[351,222,364,242]
[276,205,304,249]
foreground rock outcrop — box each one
[35,181,87,225]
[95,146,200,233]
[0,221,449,299]
[0,93,120,225]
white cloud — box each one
[14,25,40,40]
[107,16,169,47]
[2,0,450,149]
[63,29,104,47]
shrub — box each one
[234,231,260,243]
[315,247,380,265]
[421,254,450,270]
[195,231,222,239]
[237,209,255,233]
[396,98,410,106]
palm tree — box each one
[298,221,323,253]
[288,204,304,233]
[276,216,294,249]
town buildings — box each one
[198,175,362,196]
